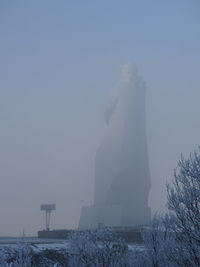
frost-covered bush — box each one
[0,242,32,267]
[0,242,61,267]
[140,148,200,267]
[12,242,32,267]
[68,227,130,266]
[166,149,200,266]
[137,213,177,267]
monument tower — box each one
[79,64,151,229]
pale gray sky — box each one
[0,0,200,236]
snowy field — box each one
[0,237,144,251]
[0,237,144,266]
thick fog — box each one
[0,0,200,236]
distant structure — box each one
[40,204,56,231]
[79,64,151,229]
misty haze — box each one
[0,1,200,266]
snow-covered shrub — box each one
[166,149,200,266]
[12,242,32,267]
[138,213,177,267]
[140,148,200,267]
[68,227,130,266]
[0,242,32,267]
[0,245,64,267]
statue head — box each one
[120,63,138,83]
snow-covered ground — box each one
[0,237,144,266]
[0,237,144,254]
[0,237,144,249]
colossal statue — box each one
[79,64,151,229]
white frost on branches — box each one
[166,149,200,266]
[68,228,130,267]
[141,148,200,267]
